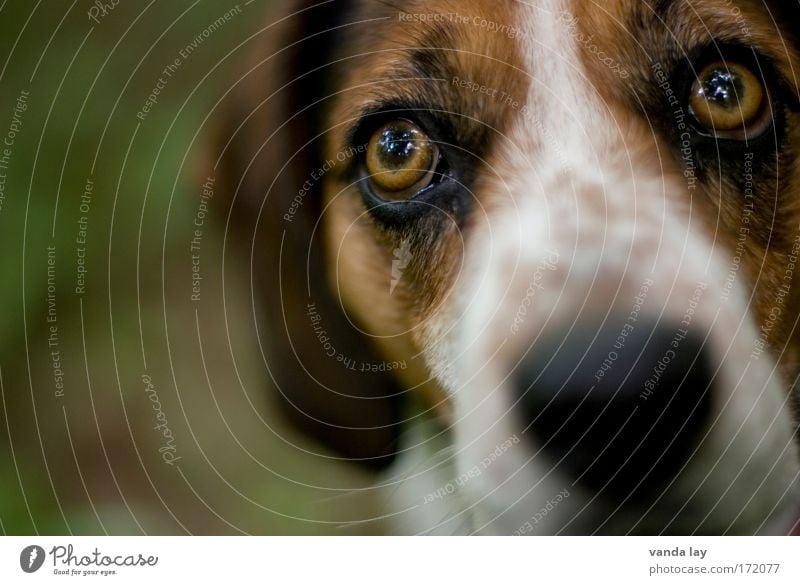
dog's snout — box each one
[517,316,712,497]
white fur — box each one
[384,0,800,534]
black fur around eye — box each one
[349,108,474,229]
[688,61,771,140]
[678,44,787,147]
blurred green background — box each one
[0,0,381,535]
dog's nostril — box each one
[517,316,712,497]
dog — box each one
[208,0,800,534]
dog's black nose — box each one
[517,316,712,497]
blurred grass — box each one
[0,0,382,535]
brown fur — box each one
[214,0,800,468]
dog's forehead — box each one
[333,0,795,147]
[340,0,795,85]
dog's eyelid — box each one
[671,42,794,144]
[684,42,786,89]
[346,101,456,146]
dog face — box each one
[215,0,800,533]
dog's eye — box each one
[365,119,438,200]
[688,61,770,139]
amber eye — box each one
[689,61,770,139]
[365,119,438,200]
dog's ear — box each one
[210,0,402,469]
